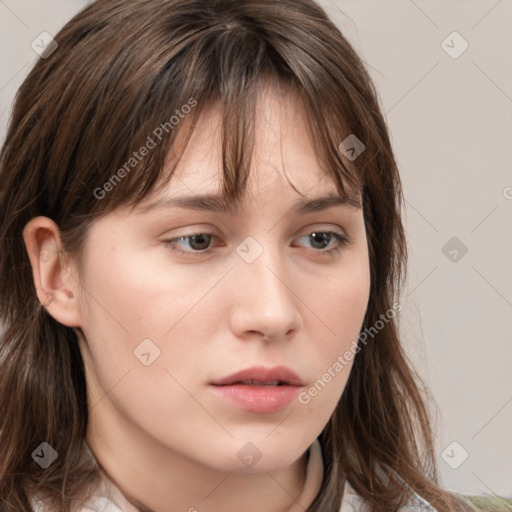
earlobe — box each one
[22,216,83,327]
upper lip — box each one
[210,365,304,386]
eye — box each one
[163,229,351,257]
[165,233,216,255]
[295,231,351,255]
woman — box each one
[0,0,474,510]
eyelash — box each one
[163,230,351,258]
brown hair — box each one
[0,0,473,510]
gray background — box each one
[1,0,511,498]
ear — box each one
[23,216,83,327]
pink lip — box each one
[209,365,304,413]
[210,365,304,386]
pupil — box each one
[311,232,330,249]
[190,234,210,250]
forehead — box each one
[135,85,361,215]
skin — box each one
[23,85,371,512]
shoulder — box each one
[340,480,438,511]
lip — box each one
[210,365,304,386]
[209,365,304,414]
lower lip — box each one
[210,384,301,413]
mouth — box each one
[223,380,287,386]
[209,366,304,413]
[210,365,304,387]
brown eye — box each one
[165,233,216,255]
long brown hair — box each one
[0,0,473,510]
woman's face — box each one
[44,87,370,473]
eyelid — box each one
[297,223,347,237]
[164,222,348,239]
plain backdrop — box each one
[1,0,511,498]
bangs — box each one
[78,5,365,220]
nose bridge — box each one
[231,234,300,339]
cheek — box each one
[79,243,202,339]
[77,243,227,396]
[313,250,371,346]
[299,250,370,404]
[77,248,212,437]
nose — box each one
[228,241,302,343]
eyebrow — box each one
[138,192,361,215]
